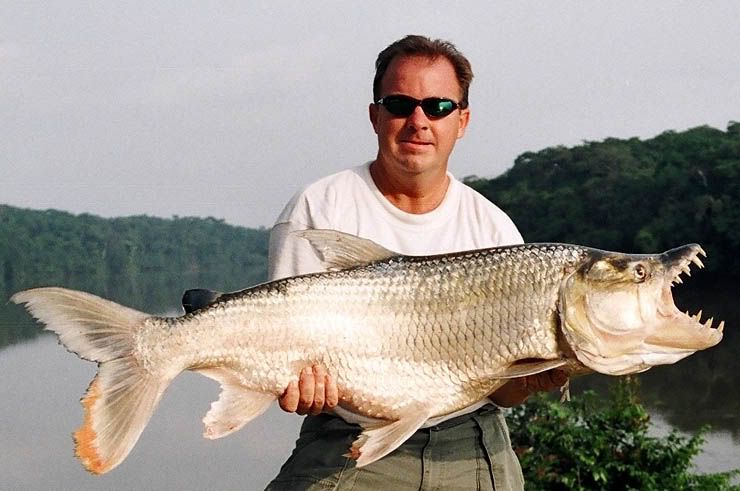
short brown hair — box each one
[373,35,474,109]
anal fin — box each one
[195,368,275,439]
[349,405,431,467]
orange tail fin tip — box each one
[74,377,110,474]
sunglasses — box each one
[375,95,460,118]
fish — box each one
[10,229,724,474]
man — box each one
[266,35,566,491]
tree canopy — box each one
[0,207,269,311]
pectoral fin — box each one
[494,359,567,379]
[196,368,274,439]
[349,406,431,467]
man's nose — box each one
[405,105,430,130]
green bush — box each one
[508,378,740,490]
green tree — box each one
[508,378,740,490]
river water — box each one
[1,280,738,489]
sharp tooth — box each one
[692,256,704,268]
[718,321,725,332]
[675,276,683,284]
[704,317,714,328]
[698,247,707,257]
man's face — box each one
[369,55,470,178]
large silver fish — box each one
[11,230,723,474]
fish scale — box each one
[139,243,585,416]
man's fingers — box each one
[525,369,569,393]
[308,366,326,415]
[279,381,299,413]
[278,364,337,415]
[325,371,339,409]
[297,366,316,415]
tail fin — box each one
[11,287,171,474]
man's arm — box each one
[489,369,569,407]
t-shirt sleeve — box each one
[268,220,324,281]
[495,214,524,245]
[268,178,343,280]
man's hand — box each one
[489,369,569,407]
[279,365,339,415]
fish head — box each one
[559,243,723,375]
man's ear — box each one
[369,103,380,134]
[457,108,470,139]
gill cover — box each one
[558,251,662,375]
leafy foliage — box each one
[508,378,740,490]
[0,207,269,300]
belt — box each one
[427,404,500,431]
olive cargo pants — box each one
[266,405,524,490]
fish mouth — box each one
[645,244,724,350]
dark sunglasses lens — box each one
[422,99,456,117]
[379,96,458,118]
[383,96,416,116]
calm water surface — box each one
[1,335,301,490]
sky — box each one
[2,1,740,229]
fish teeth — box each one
[718,321,725,332]
[691,256,705,269]
[703,317,714,329]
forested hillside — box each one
[467,122,740,276]
[0,208,269,310]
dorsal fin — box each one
[294,229,398,270]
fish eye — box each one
[633,263,648,282]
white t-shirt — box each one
[268,161,523,425]
[269,162,522,279]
